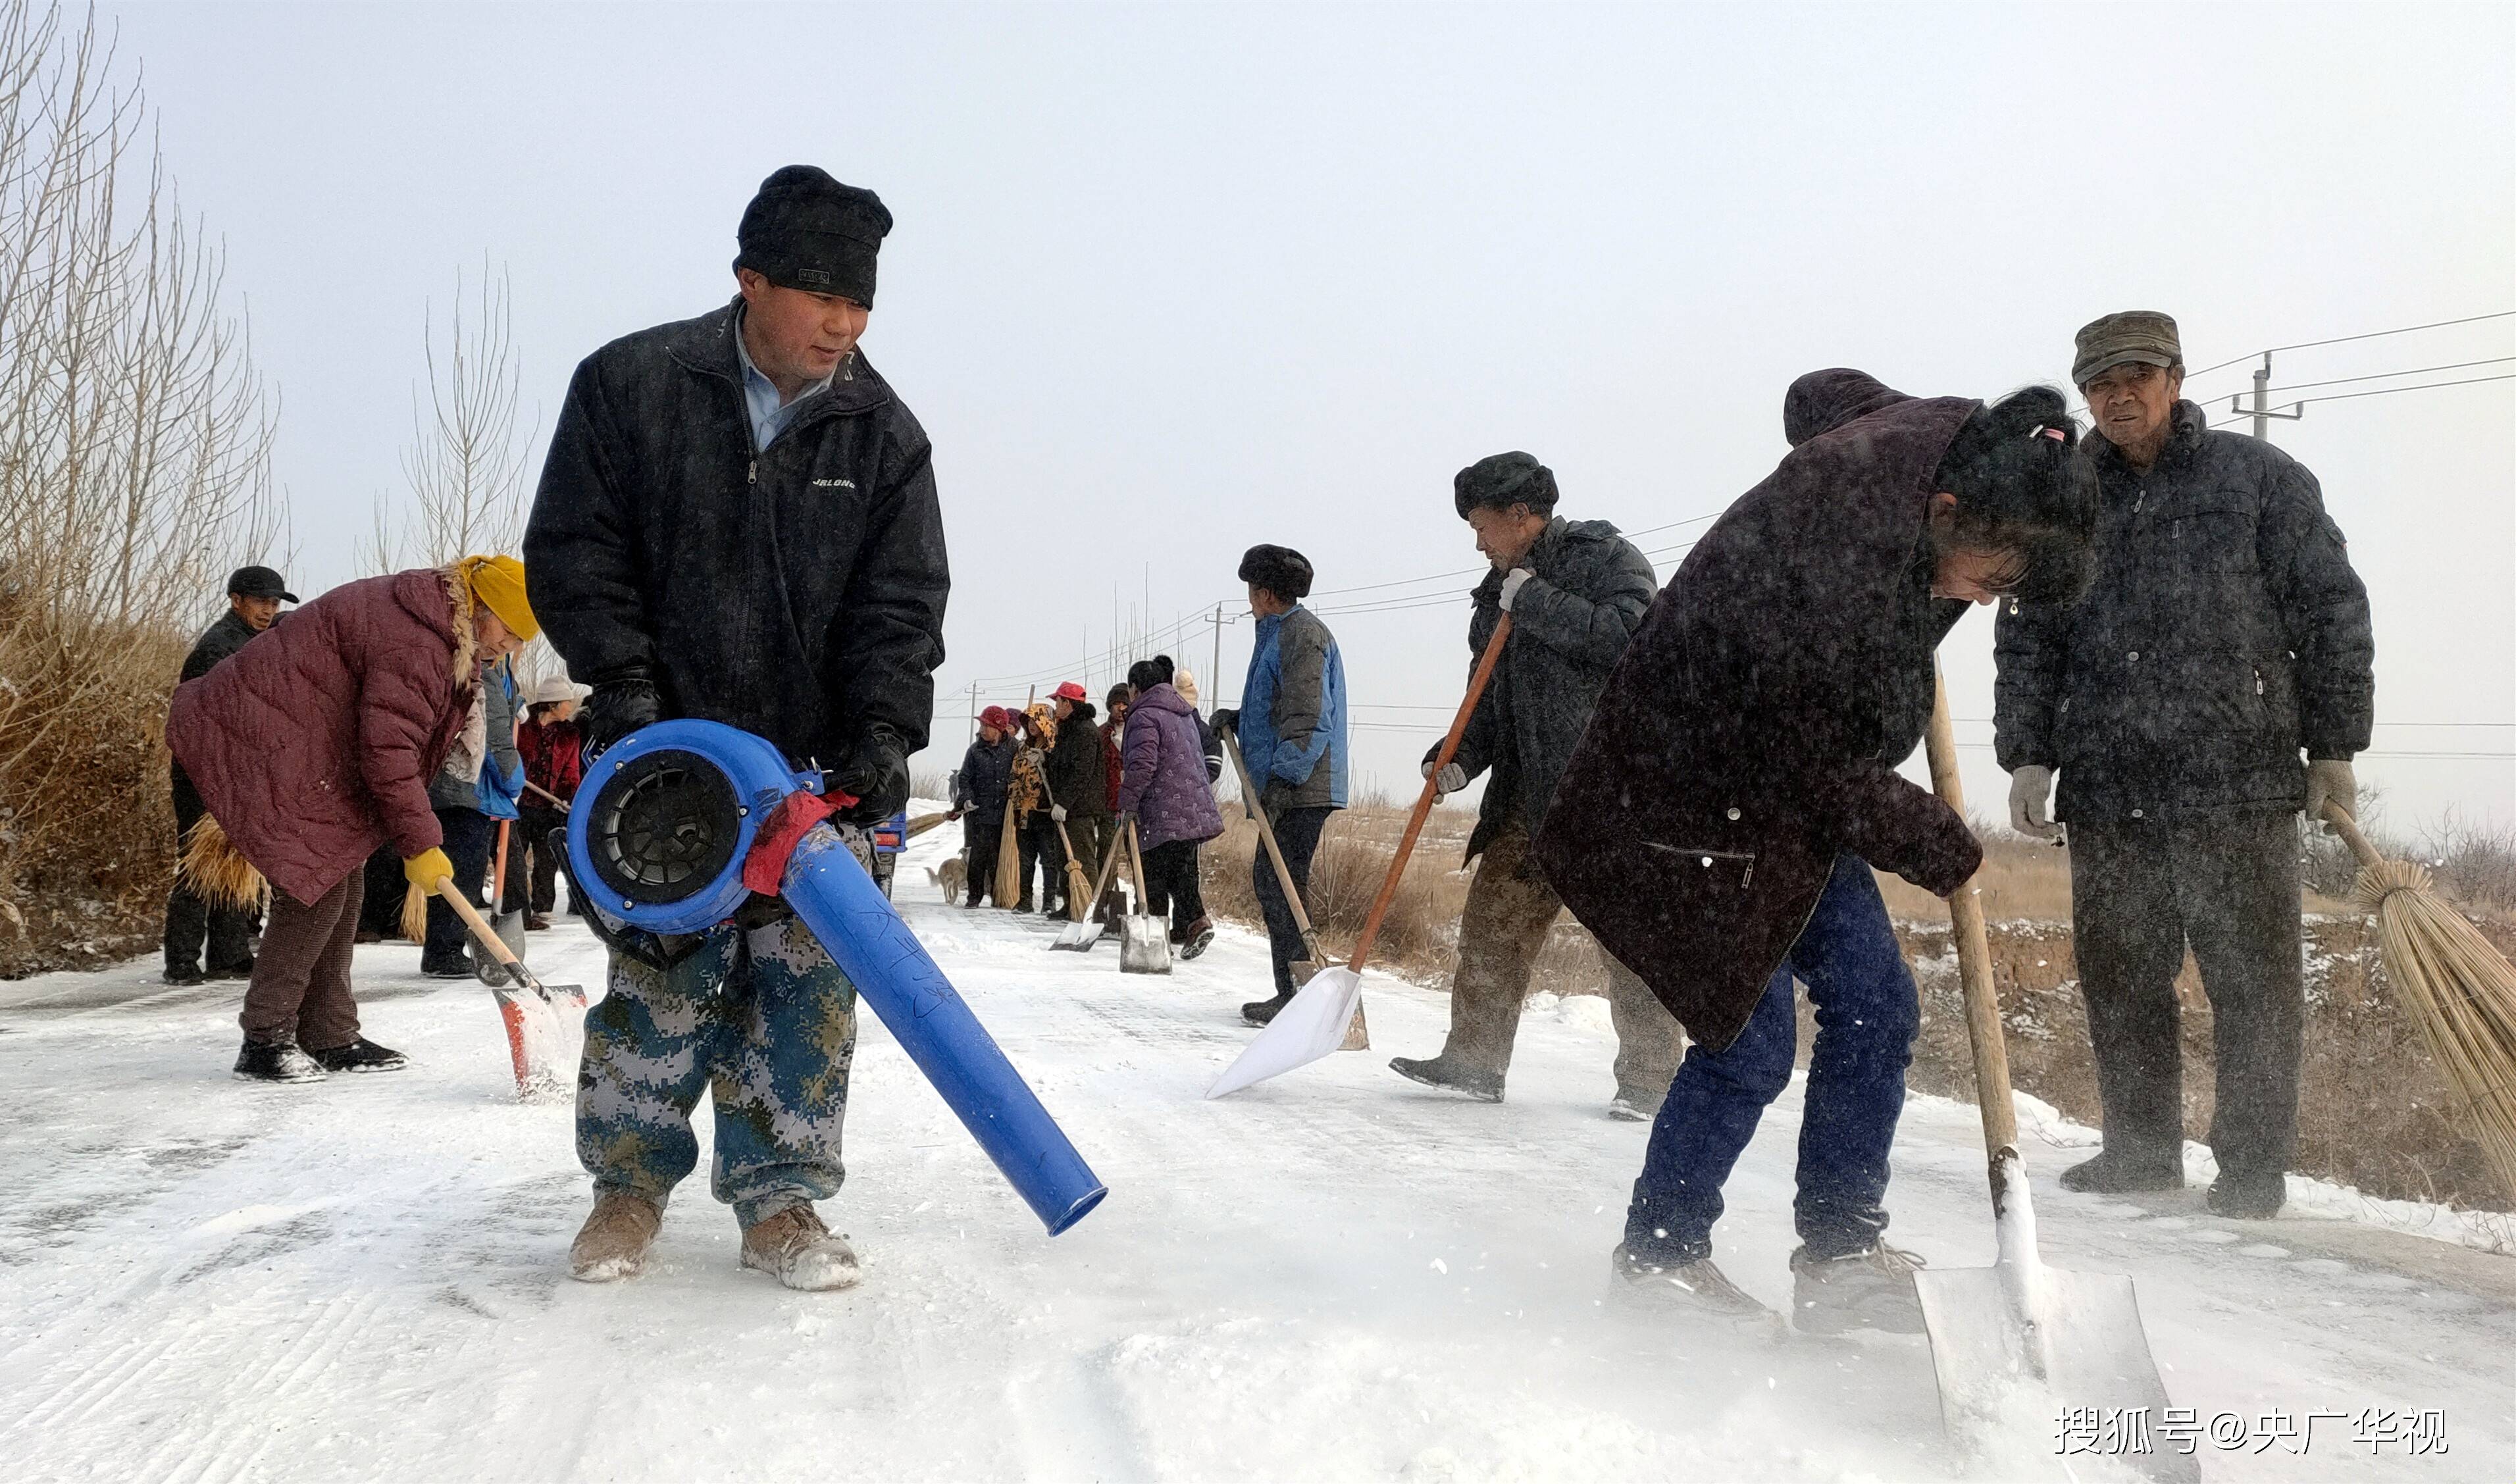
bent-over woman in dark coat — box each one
[1537,372,2094,1332]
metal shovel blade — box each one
[1052,918,1104,952]
[1208,966,1364,1098]
[470,908,528,985]
[1117,911,1171,974]
[1914,1170,2194,1483]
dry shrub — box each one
[0,1,278,975]
[1199,796,1614,993]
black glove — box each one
[580,674,665,758]
[830,723,910,825]
[1211,707,1239,738]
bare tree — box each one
[0,0,280,950]
[399,259,532,565]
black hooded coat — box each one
[1535,369,1985,1051]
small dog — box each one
[931,856,967,906]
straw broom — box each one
[2324,802,2516,1192]
[178,817,267,911]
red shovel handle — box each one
[1346,612,1513,973]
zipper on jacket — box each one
[747,459,756,487]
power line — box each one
[2178,310,2516,382]
[2249,372,2513,419]
[2251,356,2515,396]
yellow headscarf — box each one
[459,554,538,642]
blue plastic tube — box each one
[783,825,1109,1235]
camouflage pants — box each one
[577,913,858,1227]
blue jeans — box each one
[1626,853,1918,1262]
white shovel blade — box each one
[1916,1264,2194,1483]
[493,981,588,1103]
[1207,967,1363,1098]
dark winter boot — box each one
[1243,992,1293,1027]
[569,1190,663,1283]
[1177,917,1216,961]
[1388,1054,1504,1104]
[2207,1168,2287,1219]
[233,1035,326,1084]
[740,1204,861,1292]
[165,965,208,986]
[1788,1242,1926,1335]
[308,1037,409,1074]
[2057,1148,2183,1194]
[1609,1244,1776,1325]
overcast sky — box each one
[113,1,2514,833]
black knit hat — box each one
[1237,544,1315,601]
[734,165,893,306]
[1453,451,1558,520]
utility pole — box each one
[2236,351,2303,443]
[1208,602,1223,704]
[967,680,979,744]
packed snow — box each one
[2,821,2509,1482]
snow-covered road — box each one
[3,823,2509,1482]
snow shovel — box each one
[469,819,528,985]
[1208,614,1515,1098]
[1913,667,2190,1483]
[1117,819,1171,975]
[1221,730,1327,988]
[432,877,586,1102]
[1054,835,1125,951]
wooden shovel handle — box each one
[492,820,511,916]
[1348,612,1514,974]
[1222,730,1327,958]
[524,780,572,811]
[1923,665,2018,1159]
[432,877,536,992]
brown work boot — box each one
[569,1190,662,1283]
[740,1203,861,1292]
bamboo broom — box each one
[2324,802,2516,1192]
[992,687,1039,907]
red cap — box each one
[980,705,1014,730]
[1052,681,1089,703]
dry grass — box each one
[1196,794,2516,1214]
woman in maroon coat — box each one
[168,557,536,1083]
[1537,372,2093,1329]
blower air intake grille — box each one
[584,748,740,907]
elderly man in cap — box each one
[1994,311,2373,1218]
[952,706,1020,909]
[161,565,294,985]
[526,165,948,1289]
[1044,680,1111,915]
[1385,455,1685,1119]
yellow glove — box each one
[403,847,454,890]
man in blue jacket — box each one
[1212,544,1346,1026]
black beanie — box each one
[1453,451,1558,520]
[735,165,893,306]
[1237,544,1315,601]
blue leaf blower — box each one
[567,719,1107,1235]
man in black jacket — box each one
[1387,454,1685,1119]
[1995,311,2374,1218]
[162,566,291,984]
[1044,683,1110,916]
[525,165,948,1290]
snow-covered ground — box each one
[3,821,2510,1482]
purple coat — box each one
[1117,684,1225,851]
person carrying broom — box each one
[167,556,536,1083]
[1995,311,2375,1219]
[1537,371,2095,1331]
